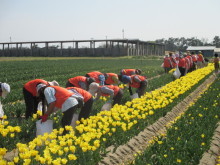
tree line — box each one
[155,36,220,52]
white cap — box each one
[1,83,10,98]
[36,83,46,93]
[88,82,99,96]
[48,80,59,86]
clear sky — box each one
[0,0,220,43]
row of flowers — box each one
[132,74,219,164]
[0,64,214,164]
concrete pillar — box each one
[16,44,18,56]
[92,41,95,55]
[8,44,10,56]
[126,41,129,56]
[45,42,48,56]
[3,44,5,56]
[136,42,139,56]
[106,40,108,48]
[60,42,63,56]
[111,41,114,48]
[75,42,79,56]
[31,43,33,56]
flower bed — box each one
[132,75,220,165]
[0,63,214,164]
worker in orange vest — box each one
[197,51,204,68]
[184,53,190,74]
[191,52,198,71]
[67,87,93,120]
[163,54,174,73]
[119,75,148,97]
[37,85,79,134]
[66,76,95,90]
[88,82,123,106]
[120,69,142,76]
[178,55,187,77]
[23,79,59,119]
[85,71,106,85]
[104,73,119,85]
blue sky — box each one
[0,0,220,43]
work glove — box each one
[40,114,48,123]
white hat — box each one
[48,80,59,86]
[88,82,99,96]
[36,83,46,93]
[1,83,10,98]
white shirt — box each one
[44,87,78,112]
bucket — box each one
[130,93,139,99]
[70,113,79,129]
[36,119,53,136]
[101,102,112,111]
[173,67,181,79]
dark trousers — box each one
[179,67,186,77]
[137,80,148,97]
[164,67,171,73]
[191,63,196,71]
[23,87,39,119]
[66,81,74,88]
[113,89,123,105]
[78,98,93,120]
[62,106,77,134]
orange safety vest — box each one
[130,75,146,88]
[67,87,92,103]
[105,73,118,84]
[191,55,197,62]
[121,69,136,76]
[68,76,87,88]
[163,57,172,68]
[51,86,73,108]
[100,85,120,97]
[178,58,186,68]
[86,71,103,83]
[197,54,203,62]
[24,79,48,96]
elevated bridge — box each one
[0,39,165,57]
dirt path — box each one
[99,74,216,165]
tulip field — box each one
[0,57,219,165]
